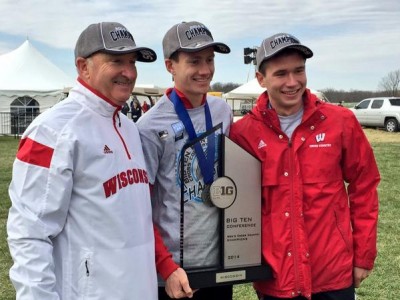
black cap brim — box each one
[101,47,157,62]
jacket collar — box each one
[252,88,324,125]
[69,78,121,117]
[166,87,206,109]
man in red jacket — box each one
[229,33,380,300]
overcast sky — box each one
[1,0,399,91]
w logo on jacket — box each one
[315,133,326,143]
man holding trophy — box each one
[137,21,233,299]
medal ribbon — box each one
[170,89,215,184]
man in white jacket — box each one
[7,22,158,300]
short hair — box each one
[169,51,180,62]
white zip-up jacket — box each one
[7,80,157,300]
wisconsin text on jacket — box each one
[103,168,149,198]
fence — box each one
[0,98,252,137]
[0,111,40,137]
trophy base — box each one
[186,264,272,289]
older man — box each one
[7,22,158,299]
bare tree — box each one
[378,70,400,96]
[210,82,240,93]
[321,88,379,104]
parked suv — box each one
[350,97,400,132]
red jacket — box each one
[229,90,379,298]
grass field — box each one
[1,129,399,299]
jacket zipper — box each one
[85,260,90,277]
[288,138,301,295]
[113,111,131,160]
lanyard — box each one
[170,89,215,184]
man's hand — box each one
[354,267,372,288]
[165,268,194,299]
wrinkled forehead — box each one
[91,51,138,60]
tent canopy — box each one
[0,40,74,93]
[223,79,264,100]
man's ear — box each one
[76,57,90,80]
[164,59,174,75]
[256,71,267,88]
[165,59,176,81]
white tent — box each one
[223,79,265,100]
[0,40,74,113]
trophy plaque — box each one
[179,123,272,288]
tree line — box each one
[211,69,400,104]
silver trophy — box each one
[179,123,271,288]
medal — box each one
[170,89,215,205]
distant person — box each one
[338,100,344,107]
[7,22,158,299]
[131,99,142,122]
[121,102,130,115]
[142,100,150,113]
[229,33,380,300]
[137,21,233,299]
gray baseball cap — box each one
[162,21,230,59]
[256,33,313,71]
[74,22,157,63]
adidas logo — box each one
[258,140,267,149]
[104,145,113,154]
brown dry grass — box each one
[363,128,400,143]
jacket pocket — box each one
[334,210,352,252]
